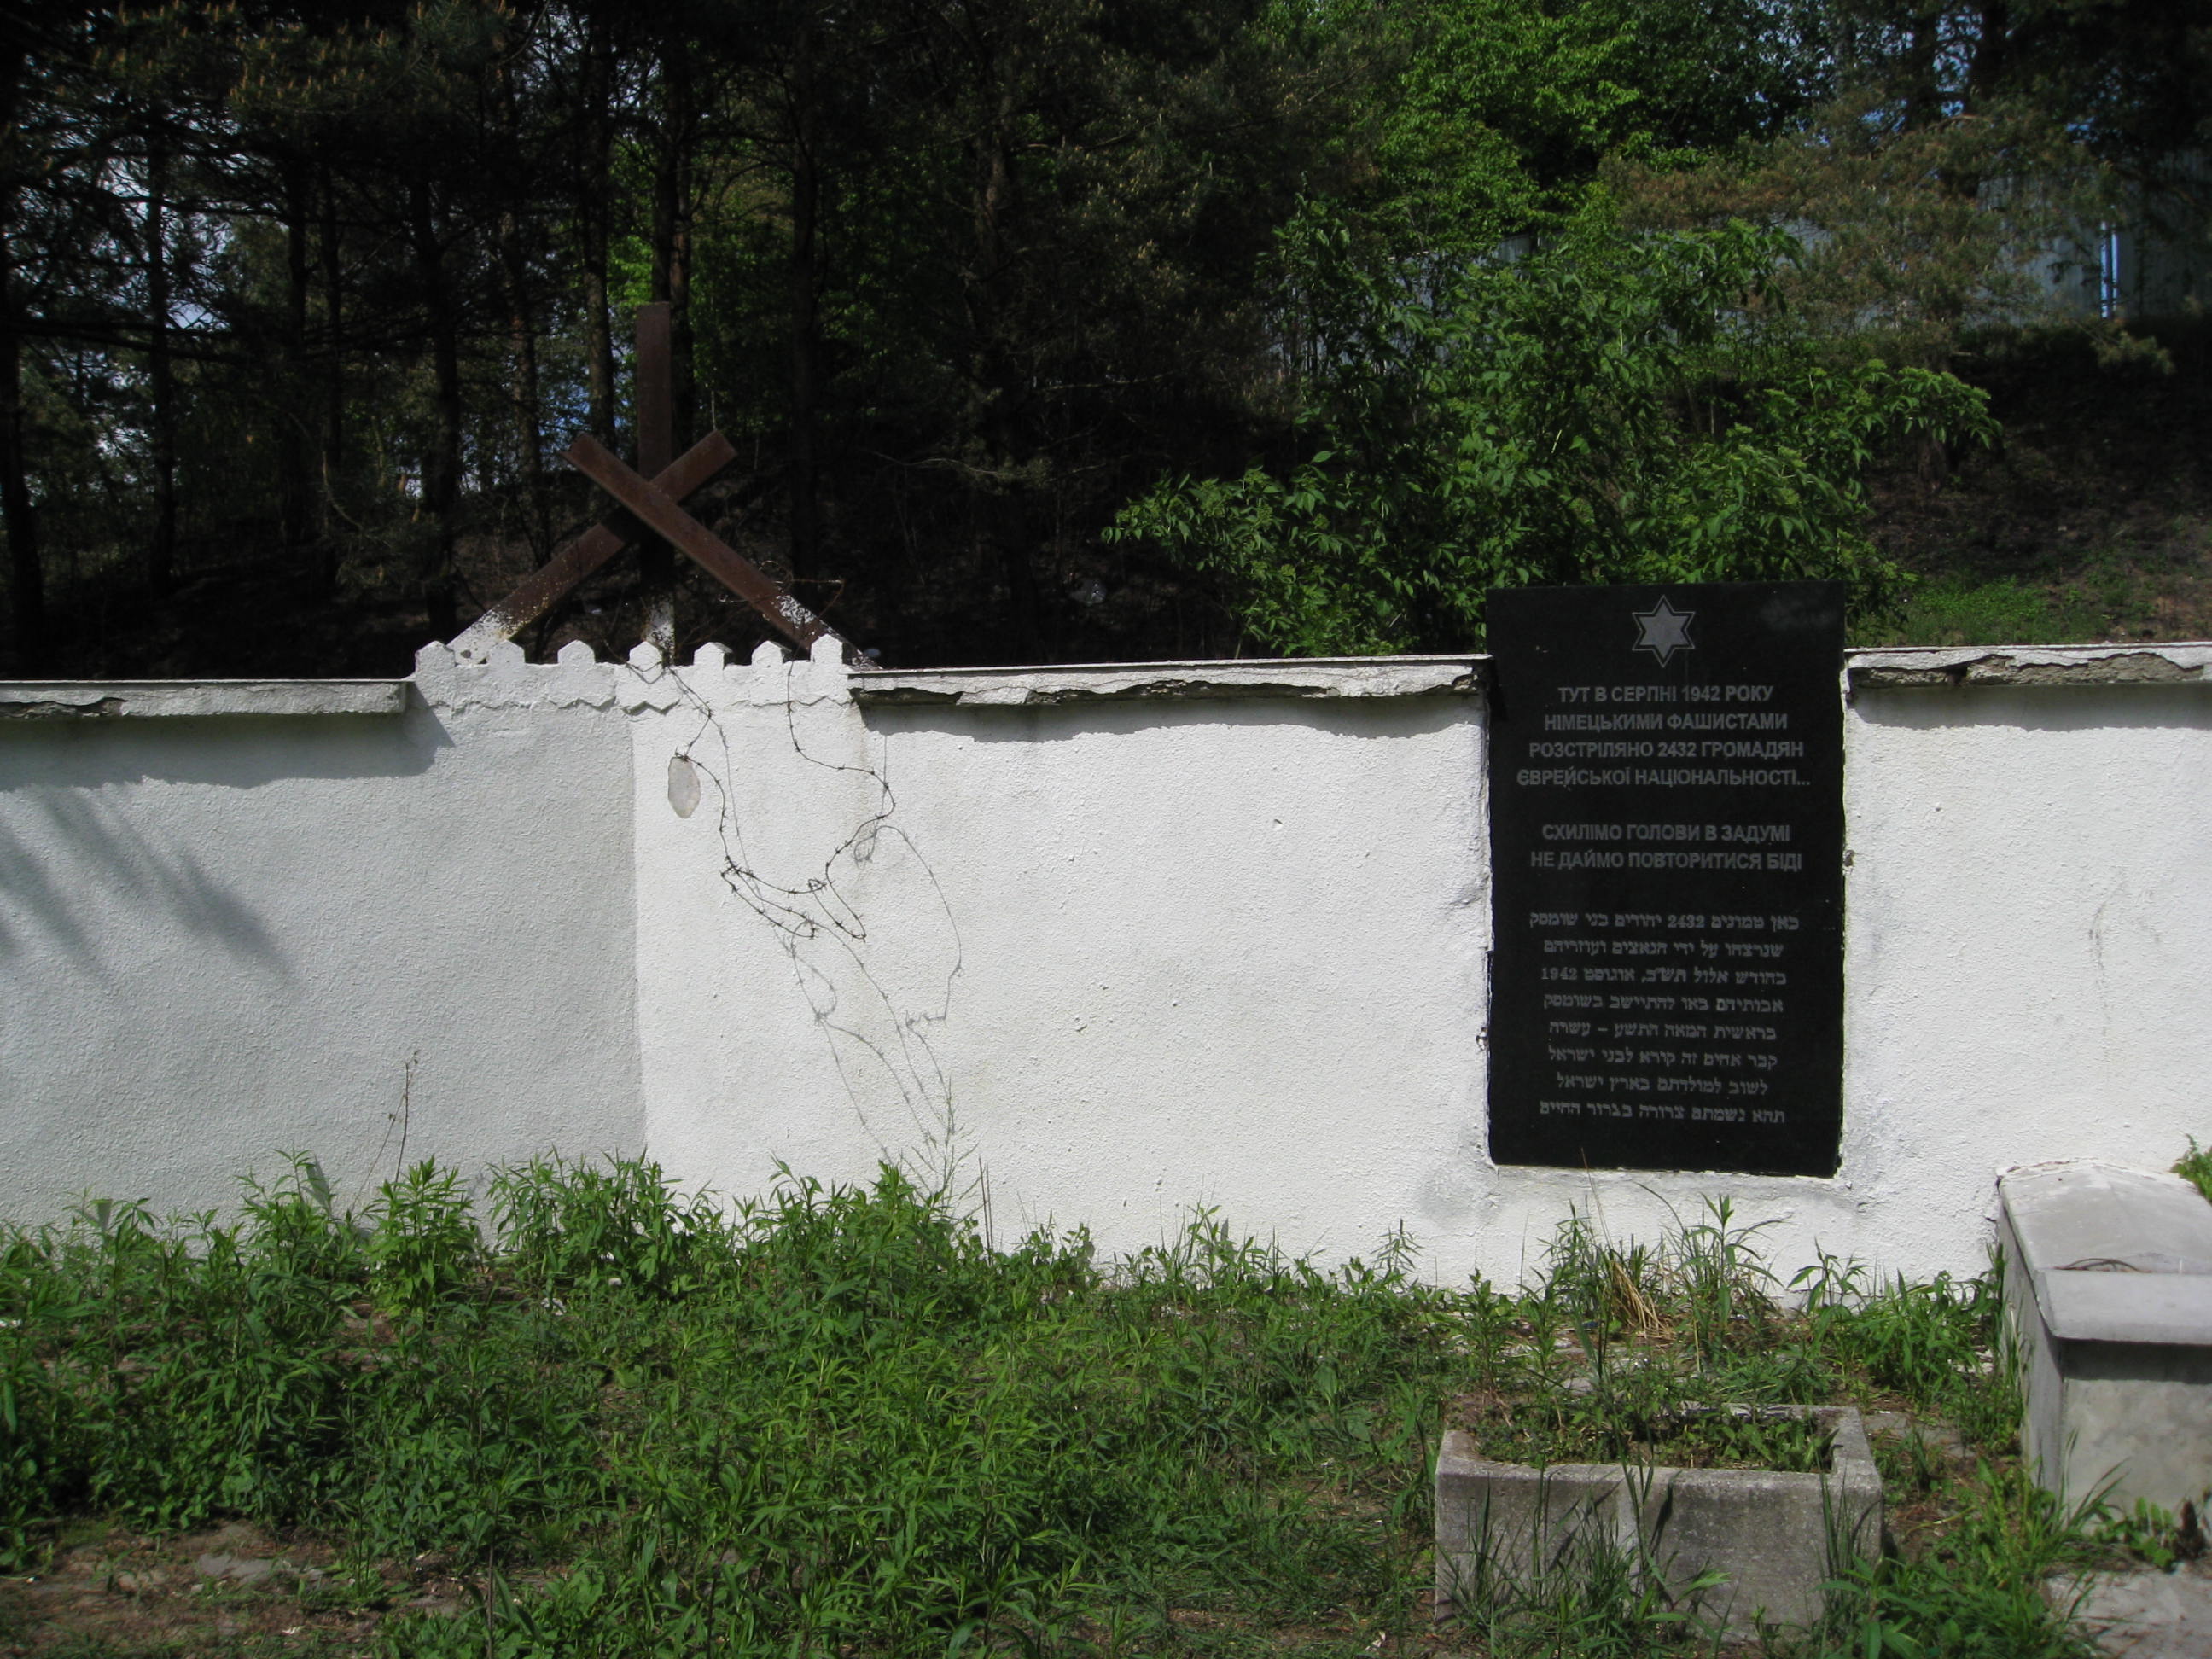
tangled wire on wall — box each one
[644,655,974,1201]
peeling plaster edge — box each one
[849,655,1487,707]
[0,680,407,719]
[1845,643,2212,693]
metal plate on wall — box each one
[1486,581,1845,1176]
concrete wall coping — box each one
[859,643,2212,706]
[847,655,1484,706]
[3,641,2204,721]
[0,680,408,719]
[1847,642,2212,691]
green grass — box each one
[1851,575,2104,648]
[0,1158,2130,1656]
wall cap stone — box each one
[1847,642,2212,692]
[850,655,1485,707]
[0,680,407,719]
[10,640,2206,720]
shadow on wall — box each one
[0,705,451,788]
[0,798,289,975]
[0,708,451,975]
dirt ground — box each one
[0,1402,2000,1657]
[0,1519,475,1657]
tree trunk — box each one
[649,38,696,445]
[1901,4,1942,132]
[492,42,546,561]
[1966,2,2010,112]
[410,179,463,641]
[318,158,344,585]
[279,159,315,554]
[0,49,43,668]
[502,210,548,558]
[146,139,178,598]
[580,20,618,445]
[996,489,1039,658]
[788,9,822,581]
[642,38,697,655]
[966,61,1042,658]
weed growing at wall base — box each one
[0,1158,2126,1656]
[2175,1138,2212,1207]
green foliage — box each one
[1115,206,1996,655]
[1610,95,2115,371]
[1467,1202,1825,1473]
[1540,1198,1792,1368]
[1796,1249,2024,1461]
[1852,575,2097,649]
[1802,1256,1998,1399]
[486,1154,716,1303]
[2175,1138,2212,1206]
[0,1160,1458,1653]
[1444,1511,1729,1657]
[364,1162,479,1318]
[13,0,2209,675]
[1823,1465,2102,1659]
[0,1160,2106,1657]
[2089,1497,2195,1575]
[1467,1382,1835,1474]
[1356,0,1824,259]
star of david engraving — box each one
[1632,595,1696,665]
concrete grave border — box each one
[1435,1405,1881,1633]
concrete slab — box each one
[2000,1162,2212,1512]
[2003,1162,2212,1287]
[849,654,1482,706]
[2054,1566,2212,1659]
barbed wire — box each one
[637,654,969,1187]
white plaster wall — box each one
[632,657,1492,1272]
[1839,683,2212,1274]
[631,657,2212,1288]
[0,684,642,1221]
[5,647,2209,1289]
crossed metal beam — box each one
[453,303,853,663]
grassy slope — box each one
[1859,332,2212,649]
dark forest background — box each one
[1,0,2206,676]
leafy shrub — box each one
[365,1161,479,1318]
[1113,205,1995,655]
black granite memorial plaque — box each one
[1487,580,1844,1176]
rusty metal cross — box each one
[453,303,851,663]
